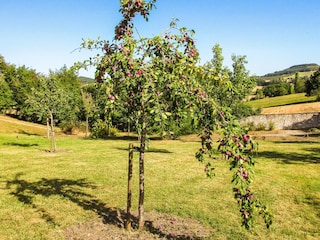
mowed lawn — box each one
[0,132,319,239]
[247,93,317,109]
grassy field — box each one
[0,127,319,239]
[247,93,317,109]
[262,71,315,82]
[281,71,315,81]
[0,115,50,135]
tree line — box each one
[0,45,258,139]
[0,57,82,129]
[254,70,320,99]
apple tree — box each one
[77,0,272,230]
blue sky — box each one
[0,0,319,77]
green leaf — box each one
[161,112,167,120]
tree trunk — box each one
[85,115,89,137]
[126,143,134,231]
[138,113,147,230]
[128,120,130,137]
[46,118,50,139]
[49,111,56,152]
[106,109,111,136]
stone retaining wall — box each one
[240,112,320,130]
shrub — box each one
[268,121,275,130]
[168,118,196,139]
[243,121,275,131]
[312,89,320,101]
[256,123,267,131]
[60,121,86,134]
[308,128,320,133]
[90,119,118,139]
[232,103,257,118]
[245,122,256,131]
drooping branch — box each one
[195,103,273,229]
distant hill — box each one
[257,63,319,86]
[263,63,319,77]
[78,76,95,85]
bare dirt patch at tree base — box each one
[261,102,320,114]
[58,211,212,239]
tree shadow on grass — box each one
[115,146,173,154]
[109,136,139,141]
[304,195,320,219]
[3,142,39,147]
[18,130,42,136]
[270,140,320,144]
[259,149,320,164]
[5,173,200,239]
[5,173,127,228]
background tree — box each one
[263,82,293,97]
[93,82,116,138]
[0,56,14,112]
[81,89,95,137]
[0,55,7,72]
[294,72,305,93]
[0,75,14,112]
[49,66,83,130]
[4,65,40,119]
[200,44,230,105]
[305,67,320,98]
[200,44,256,118]
[26,75,72,152]
[80,83,119,138]
[255,88,265,100]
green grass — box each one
[0,115,49,136]
[0,132,319,239]
[247,93,317,109]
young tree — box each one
[78,0,202,228]
[77,0,272,230]
[26,75,72,152]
